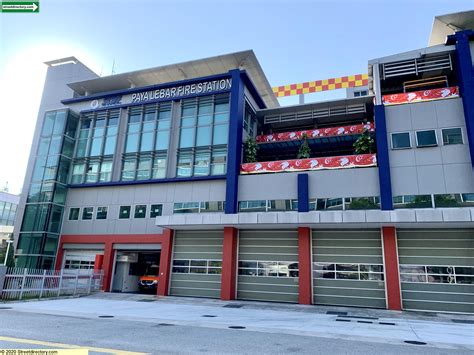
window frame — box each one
[415,129,438,148]
[119,205,131,219]
[441,127,464,146]
[81,207,94,221]
[149,204,163,218]
[68,207,80,221]
[390,132,412,150]
[96,206,108,220]
[134,204,147,219]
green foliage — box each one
[353,126,375,154]
[297,133,312,159]
[244,137,259,163]
[347,198,379,210]
[434,195,460,208]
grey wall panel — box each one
[238,168,380,201]
[169,231,223,299]
[398,229,474,313]
[386,98,473,196]
[62,181,225,235]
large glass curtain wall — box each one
[176,94,229,177]
[17,110,78,269]
[71,109,119,184]
[121,102,171,181]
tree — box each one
[353,126,375,154]
[244,137,259,163]
[297,133,311,159]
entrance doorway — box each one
[112,251,161,293]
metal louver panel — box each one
[382,53,452,79]
[263,104,366,124]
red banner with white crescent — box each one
[382,86,459,106]
[240,154,377,174]
[255,123,374,143]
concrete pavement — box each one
[2,293,473,352]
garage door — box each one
[170,231,223,298]
[398,230,474,314]
[312,230,386,308]
[63,250,103,270]
[237,231,299,303]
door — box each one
[398,229,474,313]
[169,231,223,298]
[237,231,299,303]
[312,230,386,308]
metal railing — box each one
[0,266,103,301]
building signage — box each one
[87,78,231,109]
[131,78,232,104]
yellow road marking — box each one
[0,336,148,355]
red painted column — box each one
[298,227,312,305]
[93,254,104,272]
[54,240,65,270]
[101,242,115,292]
[157,229,174,296]
[381,226,402,311]
[221,227,238,300]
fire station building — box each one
[13,14,474,313]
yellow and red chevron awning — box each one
[272,74,368,97]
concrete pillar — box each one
[298,227,312,305]
[221,227,238,300]
[381,226,402,311]
[157,229,174,296]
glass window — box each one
[416,130,438,147]
[140,132,154,152]
[442,128,463,145]
[196,126,212,146]
[136,158,151,180]
[393,194,433,209]
[152,155,167,179]
[82,207,93,220]
[194,151,211,176]
[119,206,131,219]
[69,208,80,220]
[122,158,137,181]
[211,148,227,175]
[96,207,108,220]
[391,132,411,149]
[179,128,194,148]
[200,201,224,213]
[134,205,147,218]
[86,162,99,183]
[150,204,163,218]
[213,124,228,145]
[238,200,267,212]
[177,152,193,177]
[155,130,169,150]
[125,134,139,153]
[99,161,112,182]
[173,202,200,214]
[103,136,116,155]
[71,163,85,184]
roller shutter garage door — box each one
[398,230,474,314]
[237,231,299,303]
[312,230,386,308]
[170,231,223,298]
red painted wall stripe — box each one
[298,227,312,305]
[221,227,238,300]
[382,227,402,311]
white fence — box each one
[0,267,103,301]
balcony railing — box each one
[256,123,374,143]
[382,86,459,106]
[240,153,377,175]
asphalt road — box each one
[0,310,471,355]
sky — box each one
[0,0,472,195]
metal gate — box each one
[398,230,474,313]
[169,231,223,298]
[237,231,299,303]
[312,230,386,308]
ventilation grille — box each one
[263,104,366,124]
[382,53,452,79]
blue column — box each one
[297,174,309,212]
[374,104,393,210]
[225,70,245,214]
[448,31,474,167]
